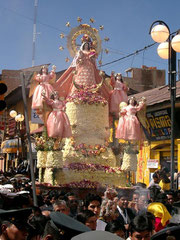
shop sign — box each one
[31,109,43,124]
[144,109,172,141]
[147,159,159,168]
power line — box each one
[0,5,67,33]
[99,42,157,67]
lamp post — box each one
[149,20,180,189]
[9,110,24,164]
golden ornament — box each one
[98,60,102,65]
[66,22,70,27]
[105,49,109,54]
[59,46,64,51]
[104,37,110,42]
[77,17,82,22]
[90,18,95,23]
[60,33,65,38]
[99,25,104,30]
[65,57,70,62]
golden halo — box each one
[67,24,102,57]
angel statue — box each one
[31,65,56,118]
[116,96,146,142]
[53,34,110,100]
[109,71,129,117]
[41,91,72,142]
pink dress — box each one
[45,99,72,138]
[110,78,128,114]
[71,51,97,93]
[116,103,144,141]
[32,72,55,110]
[53,51,110,101]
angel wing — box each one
[29,72,38,97]
[137,101,147,129]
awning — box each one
[1,139,22,153]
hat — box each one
[50,212,91,239]
[151,225,180,240]
[71,230,124,240]
[0,208,32,231]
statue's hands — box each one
[52,65,56,71]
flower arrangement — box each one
[64,162,122,173]
[121,143,138,171]
[58,179,102,188]
[66,86,108,106]
[71,139,109,157]
[34,133,61,151]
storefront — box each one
[136,107,180,186]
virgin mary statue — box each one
[53,34,110,100]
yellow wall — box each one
[137,139,180,186]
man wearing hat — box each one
[0,208,32,240]
[41,211,91,240]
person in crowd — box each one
[0,208,32,240]
[136,195,148,215]
[76,210,97,230]
[166,191,178,216]
[145,212,156,234]
[148,172,161,189]
[105,220,126,239]
[52,200,70,215]
[84,193,106,230]
[100,188,118,220]
[41,211,91,240]
[127,215,153,240]
[147,193,172,232]
[117,195,136,237]
[128,192,140,212]
[159,167,171,191]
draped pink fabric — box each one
[53,51,110,101]
[110,80,128,114]
[116,103,144,141]
[32,73,55,110]
[45,99,72,138]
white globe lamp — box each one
[151,24,169,43]
[171,34,180,52]
[157,42,169,59]
[9,110,17,118]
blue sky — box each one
[1,0,180,82]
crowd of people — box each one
[0,167,179,239]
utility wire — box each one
[99,42,157,67]
[0,5,67,33]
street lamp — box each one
[9,110,24,164]
[149,20,180,189]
